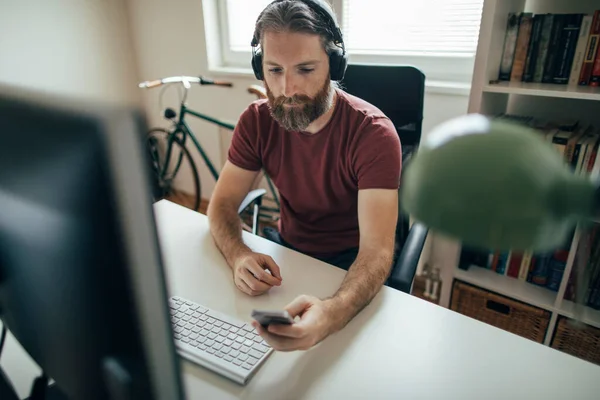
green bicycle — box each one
[138,75,280,231]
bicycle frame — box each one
[161,102,281,213]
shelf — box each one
[483,82,600,101]
[454,266,557,312]
[558,300,600,330]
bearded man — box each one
[207,0,402,352]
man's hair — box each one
[254,1,339,56]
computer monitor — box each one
[0,85,185,400]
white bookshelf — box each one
[440,0,600,354]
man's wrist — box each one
[225,244,253,268]
[322,295,351,334]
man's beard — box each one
[266,78,333,132]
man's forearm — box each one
[324,249,393,333]
[207,201,252,268]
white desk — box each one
[154,200,600,399]
[2,200,599,399]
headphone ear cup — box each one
[328,47,348,81]
[251,49,264,80]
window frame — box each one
[212,0,479,87]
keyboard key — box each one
[214,320,223,327]
[198,337,207,344]
[242,324,253,332]
[182,315,191,322]
[233,359,242,366]
[182,337,190,343]
[222,323,231,330]
[207,348,215,355]
[245,332,255,340]
[238,354,248,362]
[200,329,209,337]
[241,346,250,354]
[253,344,269,353]
[247,356,258,366]
[224,339,234,347]
[190,318,199,325]
[179,305,189,313]
[219,328,229,336]
[192,327,201,333]
[215,335,225,343]
[227,333,237,341]
[199,315,208,321]
[198,321,206,328]
[189,333,199,340]
[205,339,215,347]
[230,350,240,358]
[205,324,214,331]
[248,349,263,360]
[198,344,207,351]
[242,363,252,370]
[169,303,180,310]
[235,337,244,343]
[174,333,181,339]
[215,351,225,358]
[192,312,201,319]
[185,323,194,330]
[205,310,245,328]
[211,326,220,334]
[229,327,239,333]
[232,343,242,350]
[221,347,231,355]
[224,355,234,362]
[213,344,223,351]
[207,318,216,324]
[252,336,262,344]
[208,333,217,340]
[244,339,254,347]
[181,330,190,337]
[177,321,186,327]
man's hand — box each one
[233,252,282,296]
[251,295,335,351]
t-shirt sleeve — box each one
[353,117,402,190]
[227,104,263,171]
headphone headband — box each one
[251,0,344,47]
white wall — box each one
[0,0,140,106]
[0,1,141,397]
[126,0,470,200]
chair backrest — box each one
[339,63,425,152]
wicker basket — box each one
[551,316,600,366]
[450,280,551,343]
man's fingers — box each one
[235,276,259,296]
[240,269,271,292]
[267,323,306,338]
[252,322,303,352]
[285,295,313,318]
[247,261,281,286]
[262,255,282,280]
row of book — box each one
[497,10,600,86]
[564,225,600,310]
[493,113,600,177]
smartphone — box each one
[251,309,294,327]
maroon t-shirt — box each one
[228,88,402,258]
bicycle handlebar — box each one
[138,76,233,89]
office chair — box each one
[244,64,428,293]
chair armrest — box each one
[247,85,267,100]
[387,223,428,293]
[238,188,267,214]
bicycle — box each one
[138,75,280,231]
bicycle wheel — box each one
[146,128,201,211]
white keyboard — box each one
[168,296,273,385]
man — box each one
[207,0,401,352]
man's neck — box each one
[304,88,337,134]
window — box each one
[215,0,484,85]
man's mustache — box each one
[274,95,312,107]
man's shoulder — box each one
[336,88,389,122]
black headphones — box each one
[250,0,348,81]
